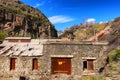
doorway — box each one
[19,76,26,80]
[51,58,71,74]
[83,60,94,71]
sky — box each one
[20,0,120,31]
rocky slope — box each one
[60,23,108,40]
[60,17,120,42]
[0,0,58,38]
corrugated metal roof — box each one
[0,42,43,57]
[0,46,12,55]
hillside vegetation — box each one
[60,23,107,40]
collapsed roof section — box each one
[0,37,43,57]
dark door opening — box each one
[19,76,26,80]
[83,61,87,70]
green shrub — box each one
[0,32,6,40]
[108,47,120,62]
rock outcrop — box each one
[0,0,58,38]
[60,17,120,42]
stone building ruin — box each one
[0,37,108,80]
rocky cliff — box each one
[0,0,58,38]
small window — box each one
[32,58,38,70]
[10,58,16,70]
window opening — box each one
[32,58,38,70]
[10,58,16,70]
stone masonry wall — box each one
[0,56,47,80]
[0,42,108,80]
[43,42,107,76]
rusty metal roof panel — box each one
[5,37,31,39]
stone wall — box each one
[43,42,108,76]
[0,41,108,80]
[0,56,48,80]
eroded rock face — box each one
[0,0,58,38]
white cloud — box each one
[99,21,104,24]
[34,4,40,8]
[34,2,44,8]
[48,15,74,24]
[86,18,96,24]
